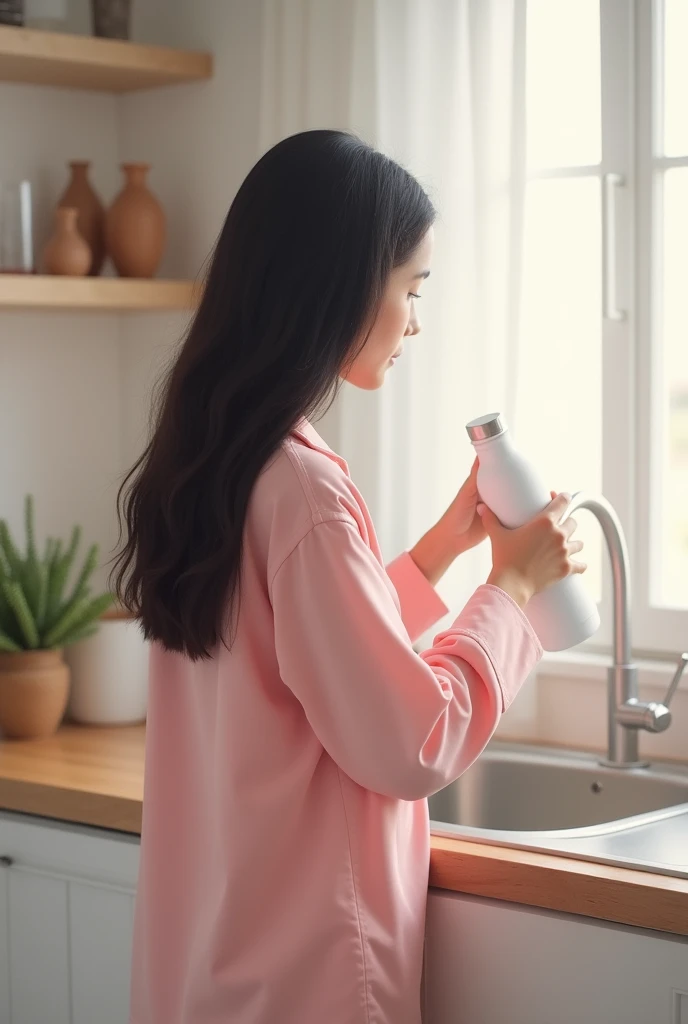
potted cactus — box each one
[0,495,113,739]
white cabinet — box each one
[423,888,688,1024]
[0,812,139,1024]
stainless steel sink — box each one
[428,742,688,878]
[428,743,688,830]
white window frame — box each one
[596,0,636,656]
[523,0,634,658]
[633,0,688,654]
[561,0,688,661]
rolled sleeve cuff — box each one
[451,583,543,711]
[386,551,451,643]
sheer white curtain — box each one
[260,0,528,619]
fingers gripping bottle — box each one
[466,412,600,652]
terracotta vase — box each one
[105,163,166,278]
[0,650,70,739]
[42,207,92,276]
[57,161,105,276]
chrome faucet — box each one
[565,492,687,769]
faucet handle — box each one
[663,652,688,709]
[617,654,686,735]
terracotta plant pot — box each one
[0,650,70,740]
[105,163,166,278]
[57,161,105,276]
[91,0,130,39]
[42,207,92,276]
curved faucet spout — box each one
[565,492,631,667]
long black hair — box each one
[110,130,435,659]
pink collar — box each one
[290,418,349,475]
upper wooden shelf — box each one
[0,275,199,311]
[0,25,212,92]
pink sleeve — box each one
[385,550,450,642]
[271,519,542,801]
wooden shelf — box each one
[0,275,199,311]
[0,25,212,92]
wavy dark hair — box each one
[110,129,435,659]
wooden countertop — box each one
[1,725,686,937]
[0,724,143,834]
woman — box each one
[113,130,585,1024]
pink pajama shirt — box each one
[130,418,542,1024]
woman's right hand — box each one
[478,492,586,609]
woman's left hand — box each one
[437,457,486,556]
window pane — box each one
[515,176,603,602]
[656,168,688,608]
[664,0,688,157]
[526,0,601,169]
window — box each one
[515,0,687,655]
[655,0,688,613]
[517,0,603,606]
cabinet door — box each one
[0,812,139,1024]
[6,870,71,1024]
[69,882,135,1024]
[423,889,688,1024]
[0,857,9,1024]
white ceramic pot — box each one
[65,614,149,725]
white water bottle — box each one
[466,412,600,651]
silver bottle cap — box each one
[465,413,507,443]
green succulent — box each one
[0,495,114,653]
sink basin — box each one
[428,742,688,878]
[428,743,688,831]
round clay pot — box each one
[57,161,105,276]
[42,207,92,276]
[105,163,166,278]
[0,650,70,740]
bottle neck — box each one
[69,162,90,180]
[472,428,512,457]
[122,163,150,187]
